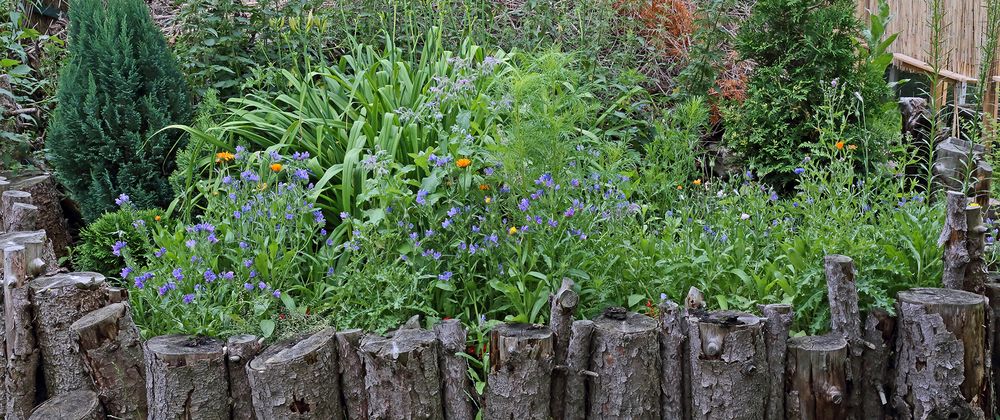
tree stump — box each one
[4,245,40,420]
[658,300,688,419]
[941,191,972,290]
[434,320,475,420]
[70,303,147,419]
[485,323,554,420]
[588,308,660,419]
[29,272,109,395]
[563,320,593,420]
[0,190,31,232]
[760,303,793,420]
[548,278,577,419]
[335,329,367,420]
[5,203,37,232]
[360,328,443,419]
[824,255,862,417]
[144,335,230,419]
[227,334,261,420]
[28,390,103,420]
[0,230,55,276]
[933,138,974,193]
[893,288,987,419]
[247,327,343,419]
[964,203,988,295]
[861,308,895,420]
[974,160,992,208]
[785,334,849,420]
[687,310,767,420]
[7,174,73,259]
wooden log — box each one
[0,190,31,232]
[4,245,40,420]
[687,310,767,420]
[5,203,37,232]
[861,308,895,420]
[965,203,988,295]
[485,323,553,420]
[893,288,987,419]
[434,319,475,420]
[588,308,660,419]
[548,278,577,420]
[974,160,992,209]
[335,329,367,420]
[28,272,108,395]
[760,303,793,420]
[658,300,688,419]
[70,303,147,419]
[247,327,343,419]
[6,174,73,259]
[823,255,862,417]
[933,138,973,193]
[226,334,261,420]
[0,230,54,274]
[360,328,443,419]
[942,190,972,290]
[562,320,593,420]
[144,335,230,419]
[785,334,849,420]
[28,390,103,420]
[988,284,1000,420]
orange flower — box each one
[456,158,472,168]
[835,141,845,150]
[215,152,235,163]
[270,163,283,172]
[479,184,490,191]
[693,179,702,186]
[154,215,161,222]
[677,185,684,190]
[847,144,858,151]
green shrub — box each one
[47,0,192,221]
[72,208,161,278]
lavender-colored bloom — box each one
[340,212,350,220]
[269,150,281,161]
[183,294,195,304]
[518,198,530,212]
[222,271,234,280]
[313,210,325,224]
[326,238,334,246]
[746,171,754,179]
[240,170,260,182]
[285,213,294,220]
[447,207,459,217]
[564,207,576,218]
[571,178,580,188]
[769,192,779,201]
[793,167,805,175]
[132,219,145,228]
[249,270,257,279]
[233,210,242,219]
[239,241,249,249]
[172,268,184,281]
[120,266,132,279]
[204,270,217,283]
[292,151,310,161]
[535,216,543,225]
[273,290,281,298]
[472,225,480,233]
[548,219,558,228]
[111,241,127,257]
[793,202,799,208]
[500,184,510,194]
[409,232,419,240]
[186,239,197,249]
[432,251,442,260]
[484,167,495,176]
[158,285,169,296]
[488,233,498,244]
[258,282,268,290]
[660,293,668,301]
[442,219,452,228]
[244,259,253,268]
[244,283,254,291]
[207,233,219,244]
[294,169,309,180]
[438,272,453,281]
[425,229,435,237]
[222,176,233,184]
[416,189,429,205]
[115,193,130,206]
[469,244,479,255]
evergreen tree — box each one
[47,0,192,221]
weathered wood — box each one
[5,203,37,232]
[760,303,793,420]
[659,300,688,420]
[360,328,443,419]
[4,245,39,420]
[29,272,108,395]
[486,323,553,420]
[144,335,230,419]
[562,320,593,420]
[964,204,988,295]
[588,308,660,419]
[226,334,261,420]
[548,278,577,420]
[7,174,73,259]
[28,390,103,420]
[434,320,475,420]
[933,137,974,193]
[988,285,1000,420]
[335,329,367,420]
[247,327,343,419]
[786,334,849,420]
[823,255,862,418]
[861,308,896,420]
[974,160,992,209]
[70,303,147,419]
[893,288,987,419]
[0,231,54,277]
[687,310,767,420]
[942,191,972,290]
[0,190,31,232]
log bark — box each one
[485,323,553,420]
[658,300,688,420]
[548,278,577,420]
[0,231,54,277]
[760,303,793,420]
[144,335,230,419]
[687,310,767,420]
[226,334,261,420]
[28,272,108,395]
[335,329,367,420]
[247,327,343,420]
[964,204,988,295]
[823,255,862,418]
[562,320,593,420]
[4,245,39,420]
[785,334,849,420]
[588,308,660,419]
[434,320,475,420]
[0,190,31,232]
[941,191,972,290]
[69,303,147,419]
[933,138,974,194]
[27,390,103,420]
[974,160,992,209]
[988,284,1000,418]
[893,288,987,419]
[5,203,37,232]
[7,174,73,259]
[861,308,895,420]
[360,328,443,419]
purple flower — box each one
[132,219,145,228]
[111,241,127,257]
[172,268,184,281]
[186,239,197,249]
[258,282,268,290]
[120,266,132,279]
[273,290,281,298]
[313,210,326,224]
[564,207,576,218]
[793,167,805,175]
[240,170,260,182]
[249,270,257,278]
[416,189,429,205]
[115,194,130,206]
[233,210,242,219]
[438,272,453,281]
[571,178,580,188]
[409,232,419,240]
[294,169,309,180]
[447,207,459,217]
[769,192,779,201]
[484,167,495,176]
[340,211,350,220]
[269,150,281,161]
[154,247,166,258]
[239,241,248,249]
[207,233,219,244]
[204,269,217,283]
[222,271,234,280]
[183,294,195,304]
[285,213,294,220]
[548,219,558,227]
[222,176,233,184]
[518,198,530,212]
[442,218,452,228]
[158,285,169,296]
[243,259,253,268]
[244,283,254,291]
[292,151,310,161]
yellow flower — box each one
[835,141,845,150]
[485,196,492,204]
[693,179,702,186]
[154,215,161,222]
[270,163,283,172]
[508,226,517,235]
[456,158,472,168]
[215,152,235,163]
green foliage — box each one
[634,97,710,207]
[47,0,192,221]
[72,208,161,278]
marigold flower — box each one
[154,215,161,221]
[693,179,702,186]
[508,226,517,235]
[479,184,490,191]
[677,185,683,190]
[270,163,283,172]
[835,141,845,150]
[215,152,235,163]
[456,158,472,168]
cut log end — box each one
[28,390,103,420]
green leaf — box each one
[260,320,275,338]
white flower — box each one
[740,213,751,220]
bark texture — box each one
[70,302,147,419]
[687,310,767,420]
[27,390,103,420]
[144,335,230,420]
[760,303,793,420]
[360,328,443,419]
[335,329,367,420]
[785,334,849,420]
[974,160,992,209]
[658,300,688,420]
[964,204,988,295]
[941,191,971,290]
[588,308,660,419]
[4,245,39,420]
[7,174,72,259]
[893,288,986,420]
[247,328,343,420]
[548,278,577,420]
[823,255,862,418]
[29,271,108,395]
[562,320,593,420]
[226,334,261,420]
[862,308,896,420]
[485,323,553,420]
[0,190,31,232]
[434,320,475,420]
[5,203,37,232]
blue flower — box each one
[564,207,576,218]
[340,212,350,220]
[186,239,197,249]
[204,269,217,283]
[111,241,127,257]
[484,167,494,176]
[518,198,530,212]
[769,192,779,201]
[442,218,452,228]
[244,283,254,291]
[294,169,309,180]
[447,207,459,217]
[120,266,132,279]
[416,189,429,205]
[273,290,281,298]
[222,176,233,184]
[183,294,195,304]
[285,213,294,220]
[233,210,242,219]
[115,194,130,206]
[258,282,268,290]
[207,233,219,244]
[794,167,805,175]
[438,272,453,281]
[172,268,184,281]
[269,150,281,161]
[249,270,258,279]
[239,241,249,249]
[292,151,310,161]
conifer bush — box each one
[47,0,192,221]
